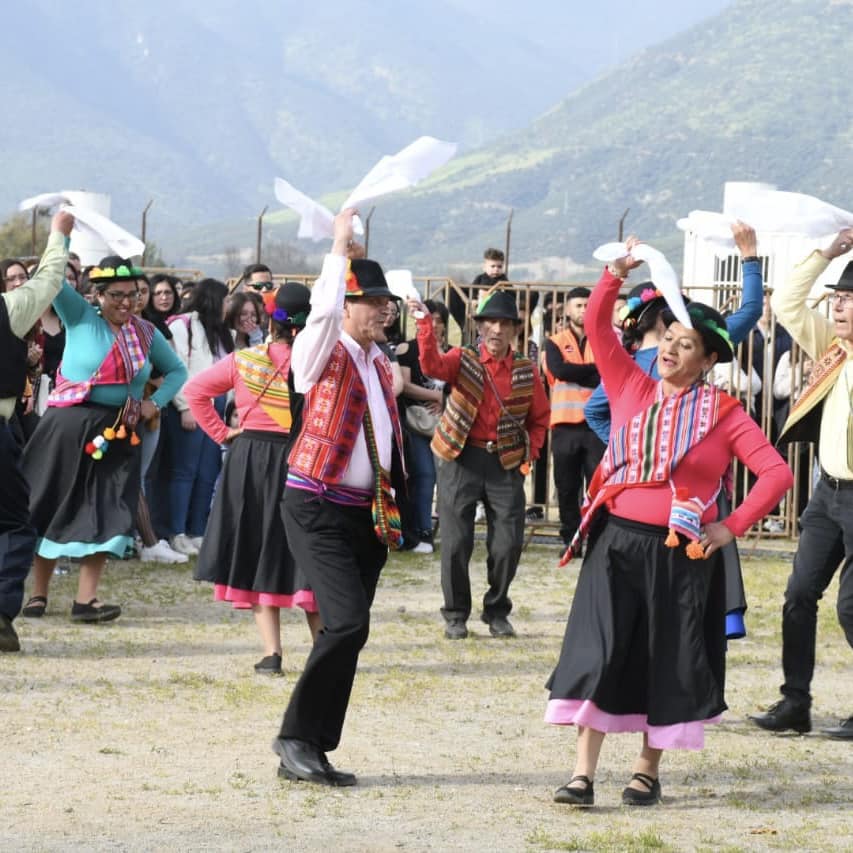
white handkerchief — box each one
[385,269,417,301]
[20,190,144,257]
[341,136,457,211]
[678,190,853,250]
[592,241,691,329]
[19,191,71,211]
[274,177,335,242]
[61,204,145,258]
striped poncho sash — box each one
[234,344,291,431]
[431,347,534,471]
[560,382,739,563]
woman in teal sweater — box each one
[21,257,186,623]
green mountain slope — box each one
[353,0,853,276]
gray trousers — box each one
[437,445,525,622]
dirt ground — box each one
[2,540,852,852]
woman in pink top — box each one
[184,283,320,676]
[546,240,793,807]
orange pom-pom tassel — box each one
[103,428,116,440]
[116,425,127,439]
[129,432,141,446]
[686,541,706,560]
[664,528,680,548]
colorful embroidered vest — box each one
[288,341,404,484]
[777,340,848,447]
[0,296,28,399]
[234,343,292,431]
[431,347,534,471]
[543,327,596,427]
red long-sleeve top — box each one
[416,317,551,459]
[589,268,793,535]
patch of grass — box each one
[527,826,674,852]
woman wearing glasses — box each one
[20,256,186,622]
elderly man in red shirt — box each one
[409,289,550,639]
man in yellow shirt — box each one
[751,228,853,739]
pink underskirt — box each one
[214,584,318,613]
[545,699,722,751]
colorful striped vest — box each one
[543,327,595,427]
[432,347,534,471]
[288,341,404,484]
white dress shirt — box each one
[291,253,394,490]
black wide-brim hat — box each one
[88,255,144,284]
[345,259,396,299]
[473,289,521,323]
[619,280,667,325]
[825,260,853,292]
[661,302,734,364]
[264,281,312,327]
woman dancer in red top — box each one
[546,239,793,807]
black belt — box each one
[821,469,853,490]
[468,438,498,453]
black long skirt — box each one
[546,513,727,734]
[22,403,140,558]
[194,430,315,611]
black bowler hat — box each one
[826,261,853,292]
[344,259,395,299]
[662,302,734,364]
[474,289,521,323]
[263,281,311,327]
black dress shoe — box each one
[0,614,21,652]
[749,698,811,734]
[71,599,121,623]
[271,738,356,786]
[822,716,853,739]
[444,619,468,640]
[554,774,594,806]
[622,772,661,806]
[254,654,283,676]
[482,613,516,638]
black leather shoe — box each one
[822,716,853,739]
[0,614,21,652]
[444,619,468,640]
[71,599,121,623]
[554,774,594,806]
[749,698,811,734]
[483,613,516,638]
[271,738,356,786]
[622,772,661,806]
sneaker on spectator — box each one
[189,536,204,550]
[763,519,785,534]
[525,505,544,521]
[412,541,434,554]
[141,540,190,564]
[170,534,199,556]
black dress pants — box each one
[280,487,387,753]
[781,477,853,707]
[437,445,525,622]
[0,419,37,620]
[551,422,605,545]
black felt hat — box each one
[473,289,521,323]
[264,281,311,327]
[826,260,853,292]
[662,302,734,364]
[344,259,395,299]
